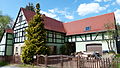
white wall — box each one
[0,33,6,44]
[0,33,6,56]
[76,40,117,53]
[14,43,25,55]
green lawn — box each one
[16,64,41,68]
[115,54,120,58]
[0,61,8,66]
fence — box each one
[37,55,113,68]
[0,55,120,68]
[0,56,14,63]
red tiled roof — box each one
[21,8,116,35]
[63,12,115,35]
[21,8,65,33]
[5,29,13,33]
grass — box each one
[17,64,57,68]
[16,64,42,68]
[0,61,8,66]
[115,54,120,58]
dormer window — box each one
[85,26,91,31]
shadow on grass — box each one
[0,61,8,67]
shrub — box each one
[60,43,74,55]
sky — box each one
[0,0,120,23]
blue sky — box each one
[0,0,120,23]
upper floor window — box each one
[19,15,23,22]
[85,26,91,31]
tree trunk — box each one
[106,40,111,51]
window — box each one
[19,15,22,22]
[85,26,91,31]
[7,40,13,45]
[16,47,18,52]
[8,34,13,39]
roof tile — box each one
[21,8,65,33]
[63,12,115,35]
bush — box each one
[60,43,74,55]
[21,45,50,64]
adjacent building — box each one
[0,29,14,56]
[0,8,118,56]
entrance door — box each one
[86,44,102,54]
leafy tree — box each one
[104,23,117,53]
[0,12,11,38]
[25,3,35,12]
[21,3,50,64]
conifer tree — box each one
[25,3,35,12]
[21,3,49,64]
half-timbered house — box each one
[0,8,118,56]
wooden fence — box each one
[36,55,113,68]
[1,55,120,68]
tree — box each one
[25,3,35,12]
[21,3,50,64]
[104,23,117,53]
[0,12,11,38]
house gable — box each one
[13,8,28,43]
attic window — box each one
[85,26,91,31]
[19,15,23,22]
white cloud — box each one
[48,8,74,19]
[55,17,61,21]
[41,10,62,21]
[105,4,109,8]
[116,0,120,5]
[114,9,120,23]
[112,2,116,5]
[94,0,111,2]
[95,0,102,2]
[65,15,74,19]
[48,8,58,13]
[77,3,106,16]
[41,11,57,18]
[104,0,111,2]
